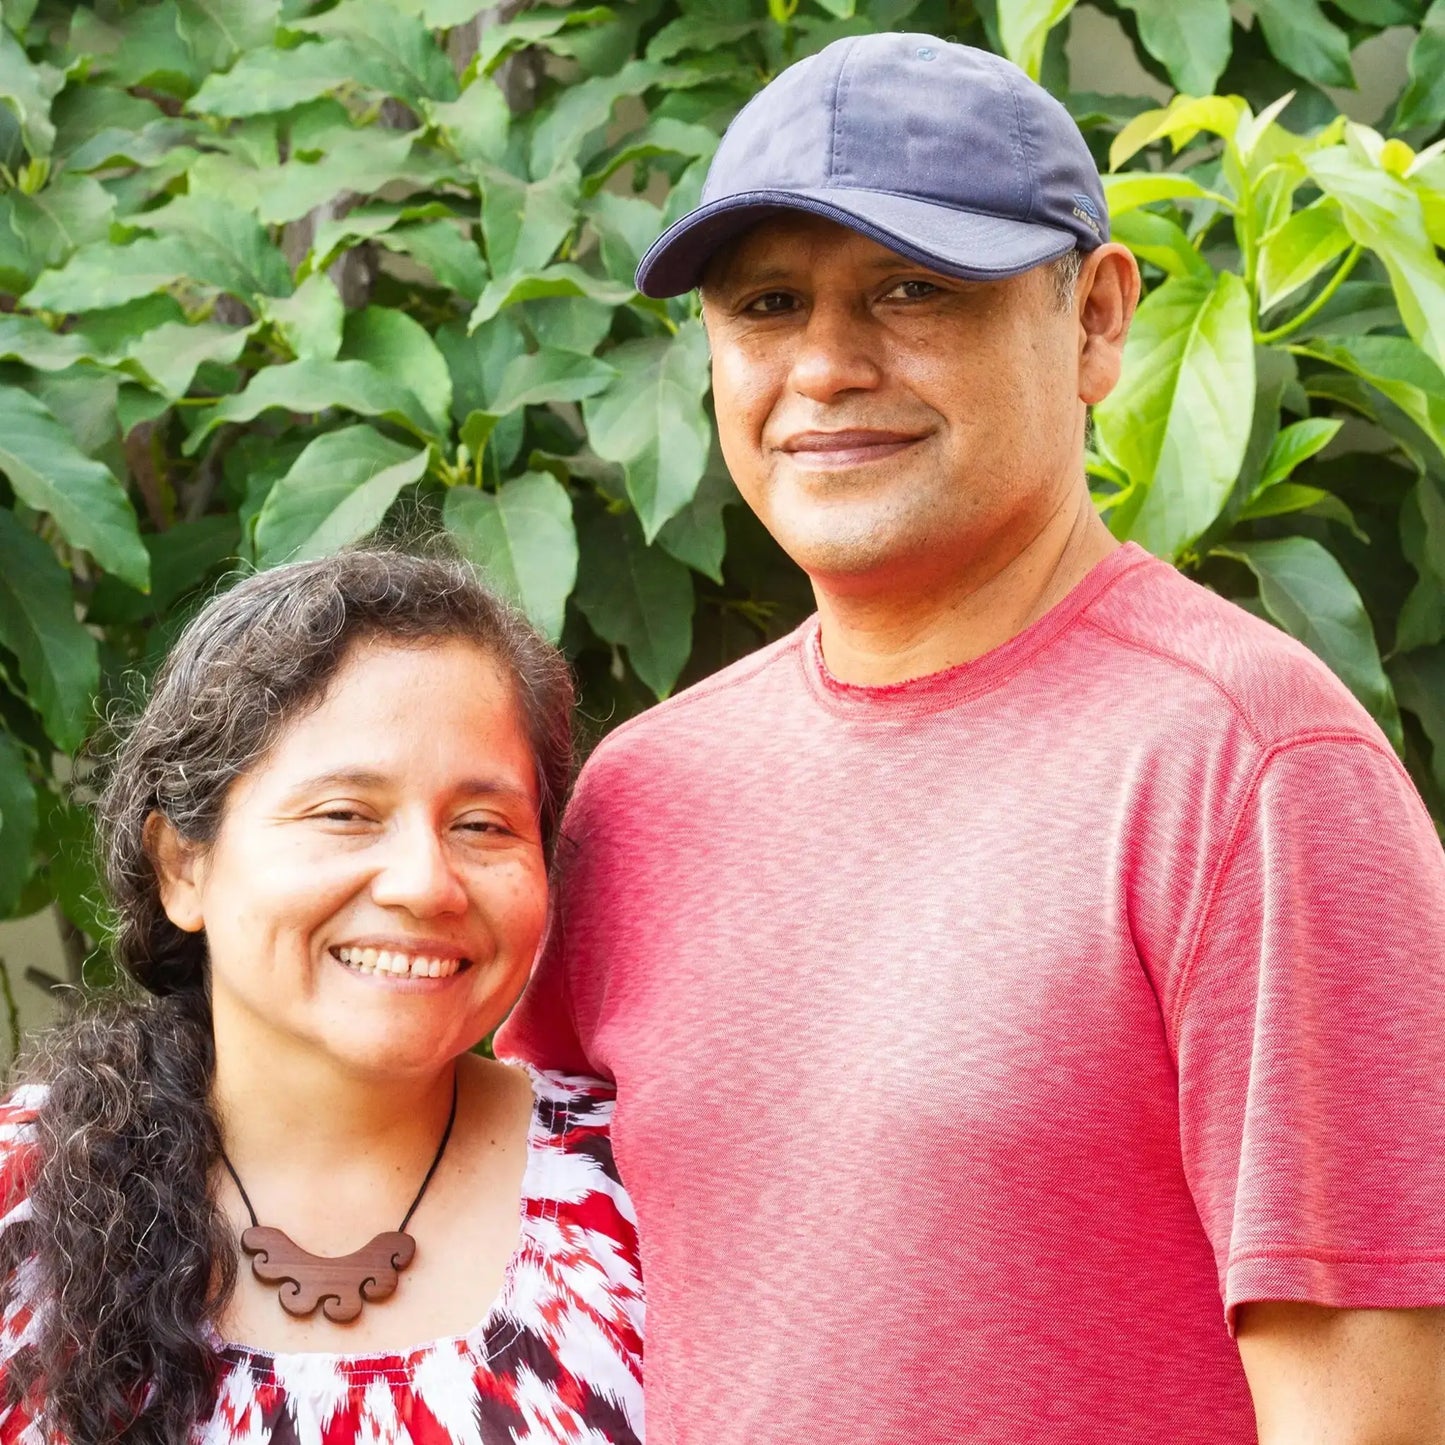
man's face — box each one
[701,214,1098,591]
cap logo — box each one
[916,46,936,60]
[1071,192,1102,236]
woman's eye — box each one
[457,819,508,836]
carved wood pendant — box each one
[240,1225,418,1323]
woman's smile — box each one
[330,944,471,983]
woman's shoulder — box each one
[0,1085,46,1209]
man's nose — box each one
[369,820,468,917]
[787,299,883,402]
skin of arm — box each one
[1237,1301,1445,1444]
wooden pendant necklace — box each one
[219,1072,459,1323]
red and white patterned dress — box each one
[0,1070,643,1444]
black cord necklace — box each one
[218,1070,460,1323]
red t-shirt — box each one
[498,542,1445,1444]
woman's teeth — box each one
[335,947,465,980]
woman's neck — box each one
[208,1003,457,1187]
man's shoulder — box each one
[1087,551,1382,750]
[586,622,811,764]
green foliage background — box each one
[2,0,1445,984]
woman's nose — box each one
[368,822,468,917]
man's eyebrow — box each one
[707,253,944,292]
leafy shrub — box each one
[1,0,1444,980]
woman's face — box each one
[154,637,549,1082]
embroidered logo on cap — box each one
[1071,192,1102,236]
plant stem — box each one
[1256,245,1363,346]
[0,959,21,1070]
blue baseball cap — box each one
[635,33,1108,298]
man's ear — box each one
[144,812,205,934]
[1077,243,1141,407]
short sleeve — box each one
[1174,735,1445,1329]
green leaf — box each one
[1115,0,1233,96]
[1257,199,1352,312]
[444,473,578,641]
[1395,0,1445,132]
[574,504,694,699]
[0,314,97,372]
[1305,143,1445,368]
[1296,335,1445,460]
[176,0,280,71]
[1237,480,1329,519]
[0,28,63,159]
[1093,273,1257,558]
[0,729,37,918]
[1252,0,1354,88]
[24,235,202,312]
[26,194,291,311]
[998,0,1077,82]
[491,348,616,413]
[472,5,614,75]
[469,264,633,330]
[529,59,678,178]
[1100,172,1222,215]
[1109,209,1214,280]
[288,0,458,105]
[190,38,371,116]
[0,510,100,751]
[582,320,713,540]
[0,387,150,591]
[1391,646,1445,795]
[305,199,456,274]
[140,194,293,296]
[1254,416,1343,491]
[425,77,511,169]
[377,221,487,302]
[437,313,526,424]
[260,271,345,362]
[583,117,719,197]
[257,128,438,226]
[480,164,580,277]
[125,321,253,400]
[89,515,241,625]
[1218,536,1402,749]
[646,16,759,61]
[340,307,453,435]
[655,462,738,582]
[6,174,115,275]
[254,425,431,565]
[185,359,441,453]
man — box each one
[498,34,1445,1443]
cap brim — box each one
[635,188,1077,298]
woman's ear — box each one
[144,812,205,933]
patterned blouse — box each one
[0,1070,644,1444]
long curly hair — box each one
[0,550,574,1444]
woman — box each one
[0,551,642,1444]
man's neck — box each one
[813,492,1118,687]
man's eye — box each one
[315,808,367,824]
[886,279,941,300]
[744,291,797,315]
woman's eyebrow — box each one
[281,769,535,805]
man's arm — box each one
[1238,1302,1445,1444]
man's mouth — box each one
[331,946,471,980]
[779,429,928,467]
